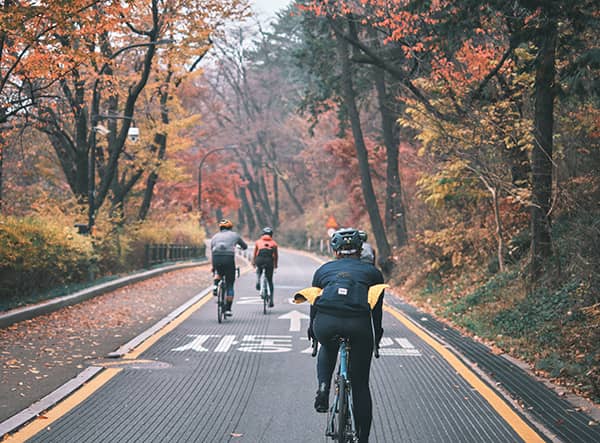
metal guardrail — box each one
[144,244,205,267]
[306,238,333,256]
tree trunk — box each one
[0,138,4,212]
[276,168,304,215]
[372,62,408,247]
[238,186,257,234]
[489,186,505,273]
[530,19,557,280]
[139,75,171,220]
[272,172,279,231]
[334,17,393,274]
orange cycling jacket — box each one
[253,235,279,268]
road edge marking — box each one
[1,286,216,440]
[4,368,122,442]
[124,264,253,359]
[123,291,214,359]
[384,304,545,443]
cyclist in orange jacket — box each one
[252,227,279,307]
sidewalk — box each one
[0,264,213,423]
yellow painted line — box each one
[384,304,544,443]
[124,292,213,359]
[125,266,256,359]
[5,368,122,442]
[6,288,216,441]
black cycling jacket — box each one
[309,257,385,341]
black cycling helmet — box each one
[358,230,367,241]
[330,228,363,255]
[262,227,273,236]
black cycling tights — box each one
[212,255,236,296]
[313,312,374,443]
[255,256,274,296]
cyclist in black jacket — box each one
[301,228,385,443]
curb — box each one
[0,254,253,438]
[385,292,600,442]
[0,281,213,439]
[0,367,103,437]
[383,297,558,442]
[107,285,214,358]
[0,259,207,329]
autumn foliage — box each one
[0,0,598,402]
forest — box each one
[0,1,598,402]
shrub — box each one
[0,215,94,308]
[123,214,205,269]
[0,212,206,311]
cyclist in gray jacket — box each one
[210,219,248,316]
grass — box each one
[404,257,599,403]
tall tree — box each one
[21,0,246,228]
[0,0,103,211]
[306,0,598,281]
[332,15,393,273]
[368,27,408,247]
[530,16,557,278]
[195,22,307,233]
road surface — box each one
[6,249,594,442]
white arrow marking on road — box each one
[278,310,310,332]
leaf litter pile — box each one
[0,265,212,422]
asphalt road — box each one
[2,249,593,442]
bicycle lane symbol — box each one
[170,335,421,355]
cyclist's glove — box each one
[307,325,315,341]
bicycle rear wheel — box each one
[337,377,348,442]
[217,282,225,323]
[266,281,273,308]
[261,272,268,314]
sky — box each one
[251,0,292,19]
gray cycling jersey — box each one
[211,230,248,256]
[360,242,375,264]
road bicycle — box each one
[258,266,273,314]
[214,267,239,323]
[312,336,380,443]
